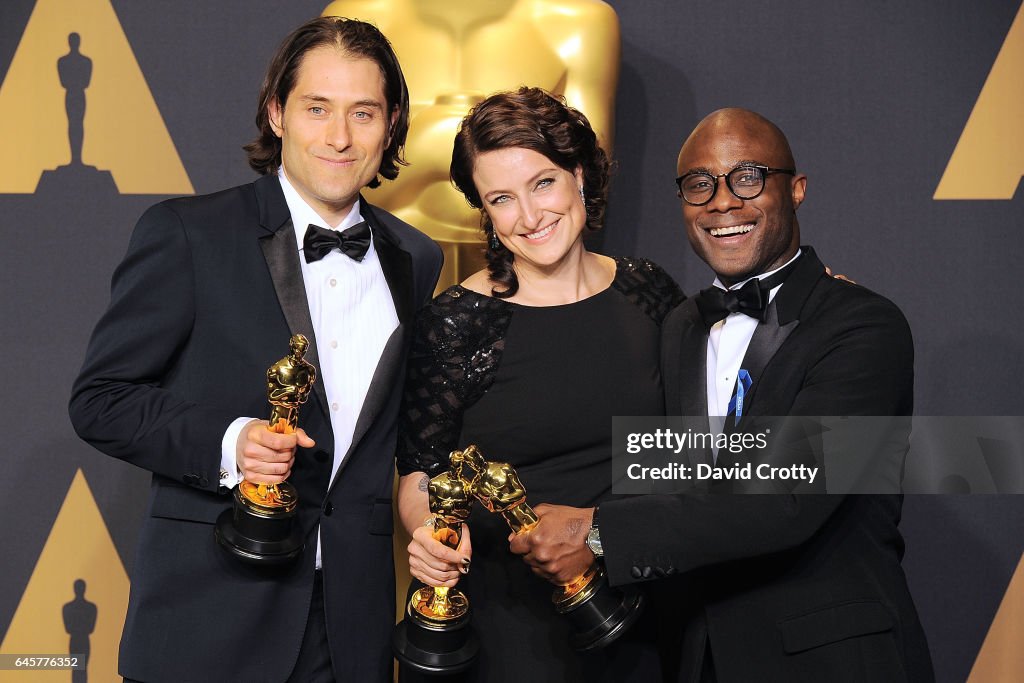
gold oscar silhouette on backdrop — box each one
[34,32,117,194]
[0,0,194,195]
[322,0,620,288]
[215,335,317,564]
[59,33,91,167]
[63,579,96,683]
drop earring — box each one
[489,230,500,250]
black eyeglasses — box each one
[675,165,795,206]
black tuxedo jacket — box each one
[600,247,933,682]
[69,174,442,682]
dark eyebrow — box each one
[483,167,560,199]
[528,167,560,184]
[351,99,384,110]
[294,95,384,111]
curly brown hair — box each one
[244,17,410,187]
[450,87,611,298]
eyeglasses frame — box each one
[675,164,796,206]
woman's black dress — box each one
[397,257,684,682]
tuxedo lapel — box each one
[254,176,329,418]
[734,301,798,420]
[676,300,711,419]
[734,247,825,421]
[365,202,415,325]
[664,299,713,468]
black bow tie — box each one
[695,258,799,328]
[303,222,371,263]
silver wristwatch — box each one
[586,507,603,558]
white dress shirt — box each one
[706,250,802,420]
[219,169,399,567]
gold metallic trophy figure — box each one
[451,445,644,650]
[215,335,316,564]
[322,0,620,289]
[393,471,479,673]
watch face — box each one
[587,527,603,557]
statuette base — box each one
[555,567,645,651]
[393,593,478,674]
[214,483,304,565]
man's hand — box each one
[408,523,472,588]
[235,419,315,484]
[509,504,595,585]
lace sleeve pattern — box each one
[397,287,513,476]
[611,256,686,325]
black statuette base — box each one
[214,491,303,565]
[561,573,646,651]
[393,605,478,675]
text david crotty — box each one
[627,462,819,485]
[626,428,768,455]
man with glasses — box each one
[509,108,933,681]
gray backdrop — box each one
[1,2,1022,681]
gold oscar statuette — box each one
[450,445,644,650]
[215,334,316,564]
[322,0,621,290]
[393,471,479,673]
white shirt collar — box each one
[277,167,364,249]
[712,248,802,292]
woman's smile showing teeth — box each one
[710,223,755,237]
[523,222,557,241]
[468,145,589,274]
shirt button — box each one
[331,402,339,411]
[329,278,337,287]
[330,340,338,349]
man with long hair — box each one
[70,17,441,682]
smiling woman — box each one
[469,147,589,283]
[450,87,613,304]
[393,87,685,682]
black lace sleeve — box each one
[396,287,513,477]
[611,256,686,325]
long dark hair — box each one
[244,17,410,187]
[450,87,611,298]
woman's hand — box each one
[825,265,855,284]
[407,522,473,588]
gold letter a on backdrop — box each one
[934,2,1024,200]
[967,553,1024,682]
[0,0,193,194]
[0,470,129,682]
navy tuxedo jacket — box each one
[70,173,442,682]
[600,247,933,683]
